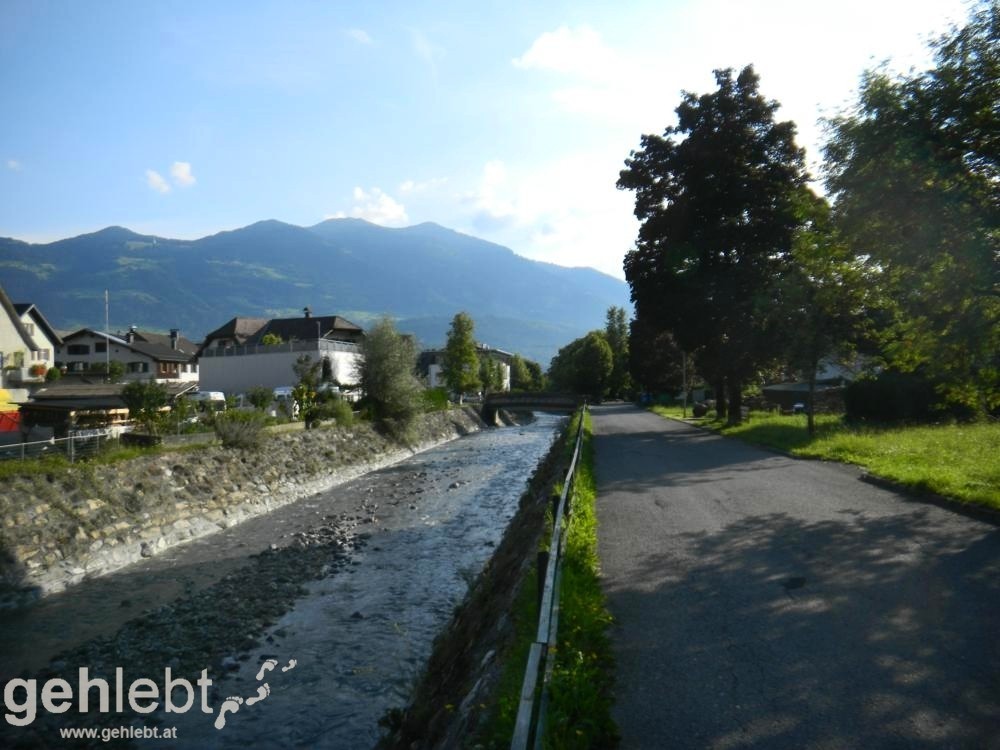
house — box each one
[19,380,198,438]
[0,282,61,402]
[761,357,872,413]
[197,308,364,394]
[198,317,268,352]
[56,327,199,383]
[418,344,513,393]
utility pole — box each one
[104,289,111,382]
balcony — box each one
[3,366,47,385]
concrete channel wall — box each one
[0,408,485,606]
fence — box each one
[198,339,360,357]
[511,405,586,749]
[0,430,120,463]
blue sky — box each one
[0,0,971,278]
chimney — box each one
[126,325,136,344]
[169,329,179,350]
[303,306,312,319]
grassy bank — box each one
[477,410,617,748]
[544,409,617,748]
[651,406,1000,511]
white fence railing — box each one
[0,429,121,463]
[199,340,360,357]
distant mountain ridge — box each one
[0,219,629,365]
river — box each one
[0,412,566,748]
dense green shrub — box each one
[845,369,976,423]
[422,387,451,412]
[212,411,266,448]
[246,386,273,411]
[303,398,353,428]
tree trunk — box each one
[806,354,821,436]
[726,379,743,426]
[714,378,727,421]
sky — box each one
[0,0,974,279]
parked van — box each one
[186,390,227,412]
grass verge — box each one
[544,409,618,748]
[651,407,1000,511]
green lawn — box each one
[651,406,1000,511]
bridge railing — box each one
[511,404,586,749]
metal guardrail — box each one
[0,429,121,463]
[511,405,587,749]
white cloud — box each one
[512,26,623,82]
[329,186,408,226]
[145,169,171,194]
[347,28,372,44]
[170,161,196,187]
[6,159,21,171]
[399,176,447,194]
[460,154,635,279]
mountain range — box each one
[0,219,630,365]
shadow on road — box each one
[608,510,1000,748]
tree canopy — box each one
[824,0,999,413]
[618,65,808,423]
[548,331,613,398]
[356,317,424,440]
[442,312,480,397]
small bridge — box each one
[481,392,581,423]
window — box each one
[24,322,35,336]
[127,361,150,373]
[95,342,107,353]
[67,344,90,355]
[30,349,50,361]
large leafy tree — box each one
[121,380,168,434]
[356,317,424,440]
[548,331,613,398]
[777,190,883,433]
[628,316,685,396]
[618,66,808,423]
[604,306,632,399]
[824,0,999,413]
[442,312,481,399]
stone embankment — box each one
[0,409,484,605]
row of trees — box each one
[617,1,998,428]
[547,306,631,400]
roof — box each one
[61,328,196,363]
[12,303,64,346]
[131,330,198,355]
[203,317,269,343]
[246,314,364,345]
[0,282,39,352]
[29,381,197,402]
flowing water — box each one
[1,412,566,748]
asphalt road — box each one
[593,404,1000,749]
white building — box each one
[196,310,364,395]
[0,283,62,402]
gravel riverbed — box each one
[1,413,564,749]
